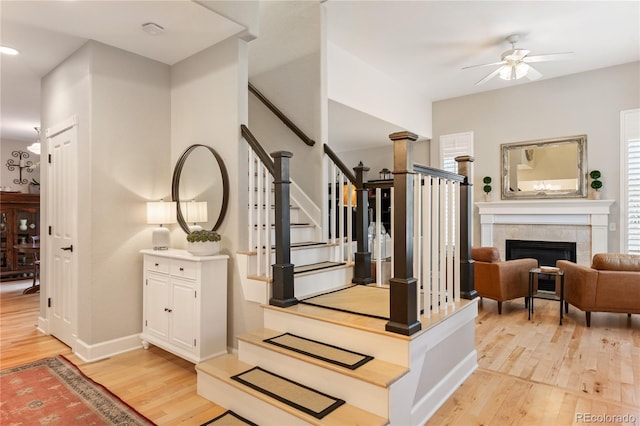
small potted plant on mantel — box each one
[186,230,221,256]
[482,176,492,201]
[589,170,602,200]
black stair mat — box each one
[263,332,373,370]
[201,410,258,426]
[294,261,345,274]
[230,367,345,419]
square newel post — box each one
[269,151,297,308]
[352,162,372,285]
[455,155,477,300]
[386,131,421,336]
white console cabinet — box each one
[140,249,229,363]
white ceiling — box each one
[1,0,639,147]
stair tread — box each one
[245,262,353,283]
[294,261,346,274]
[197,354,388,426]
[238,328,408,388]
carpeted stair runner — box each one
[230,366,345,419]
[201,410,258,426]
[263,333,373,370]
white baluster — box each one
[454,181,461,303]
[375,187,382,286]
[446,179,454,309]
[248,152,255,250]
[431,177,439,313]
[423,176,432,317]
[265,171,272,279]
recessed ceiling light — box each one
[141,22,164,36]
[0,45,19,56]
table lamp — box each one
[147,200,177,250]
[182,200,208,232]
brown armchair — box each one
[472,247,538,314]
[557,253,640,326]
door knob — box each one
[61,245,73,252]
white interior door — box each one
[46,116,78,348]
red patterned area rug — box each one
[1,355,155,425]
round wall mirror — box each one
[171,144,229,233]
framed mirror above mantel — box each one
[501,135,587,200]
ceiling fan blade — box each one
[525,64,542,80]
[475,66,503,86]
[523,52,574,63]
[462,60,505,70]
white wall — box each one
[0,138,40,192]
[171,37,263,350]
[41,41,172,345]
[336,140,431,179]
[327,41,432,138]
[432,62,640,252]
[249,52,324,209]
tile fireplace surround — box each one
[476,199,614,266]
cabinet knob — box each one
[155,263,159,267]
[179,267,184,271]
[164,308,172,313]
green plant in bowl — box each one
[187,230,221,243]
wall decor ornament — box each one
[5,151,34,185]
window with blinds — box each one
[439,132,474,173]
[438,132,473,246]
[622,109,640,254]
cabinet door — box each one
[169,278,196,351]
[0,210,9,272]
[144,273,170,339]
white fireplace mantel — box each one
[476,199,615,261]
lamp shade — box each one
[146,201,177,225]
[182,200,208,223]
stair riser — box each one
[249,207,303,224]
[251,226,315,246]
[294,267,353,299]
[263,308,410,367]
[197,374,309,426]
[245,246,336,276]
[238,340,389,418]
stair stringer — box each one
[390,300,479,426]
[290,179,323,241]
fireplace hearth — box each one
[506,239,576,291]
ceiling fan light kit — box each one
[464,34,572,86]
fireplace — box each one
[506,239,576,291]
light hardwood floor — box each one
[2,280,639,425]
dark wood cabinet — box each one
[0,192,40,281]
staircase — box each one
[197,295,478,425]
[208,100,479,424]
[237,156,355,305]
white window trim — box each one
[620,108,640,253]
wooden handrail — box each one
[241,125,275,177]
[323,144,356,184]
[248,82,315,147]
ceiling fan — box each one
[463,34,573,86]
